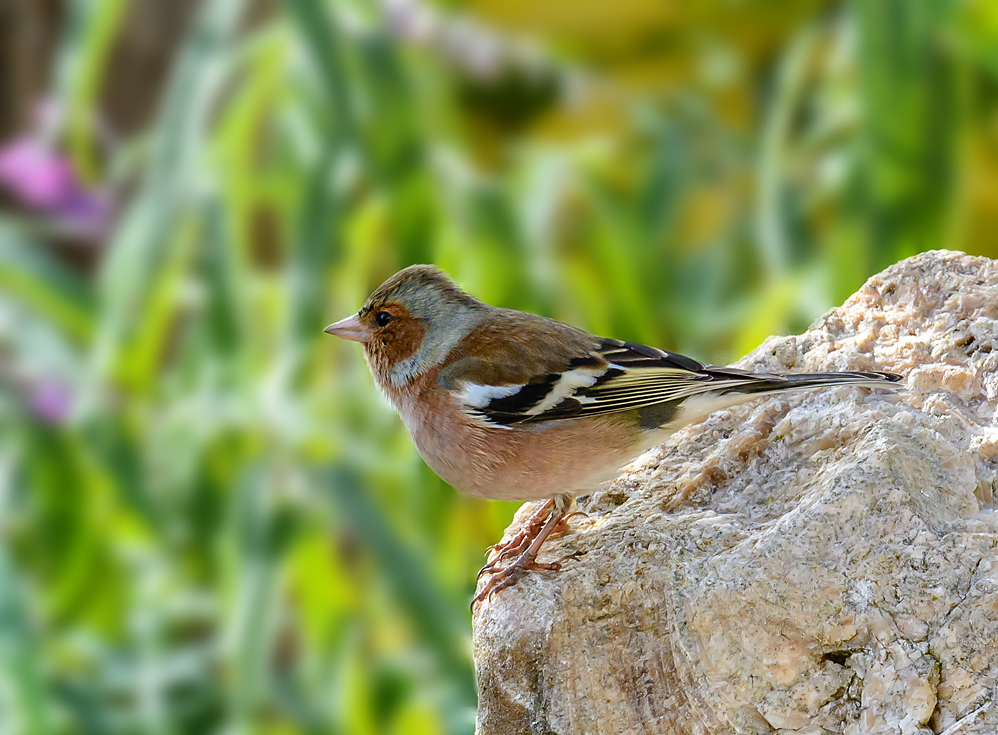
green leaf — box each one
[0,223,95,342]
[853,0,966,266]
[93,0,247,383]
[0,543,54,735]
[322,465,476,716]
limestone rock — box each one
[473,250,998,735]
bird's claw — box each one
[549,510,589,538]
[472,555,562,608]
[561,510,589,524]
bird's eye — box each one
[374,311,393,327]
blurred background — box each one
[1,0,997,732]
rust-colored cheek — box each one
[364,318,426,383]
[391,319,425,363]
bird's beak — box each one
[323,314,371,343]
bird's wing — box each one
[440,336,783,428]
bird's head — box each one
[325,265,486,390]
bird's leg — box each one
[473,494,573,607]
[485,498,554,556]
[478,499,554,580]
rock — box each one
[473,250,998,735]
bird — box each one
[324,265,902,606]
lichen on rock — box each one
[473,250,998,735]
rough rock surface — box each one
[473,250,998,735]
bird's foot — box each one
[477,538,528,581]
[472,549,563,608]
[478,499,555,580]
[473,496,574,609]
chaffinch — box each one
[325,265,901,605]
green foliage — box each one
[0,0,995,732]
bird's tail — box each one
[665,369,902,428]
[709,369,903,397]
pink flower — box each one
[28,380,73,426]
[0,137,112,240]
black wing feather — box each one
[464,338,900,427]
